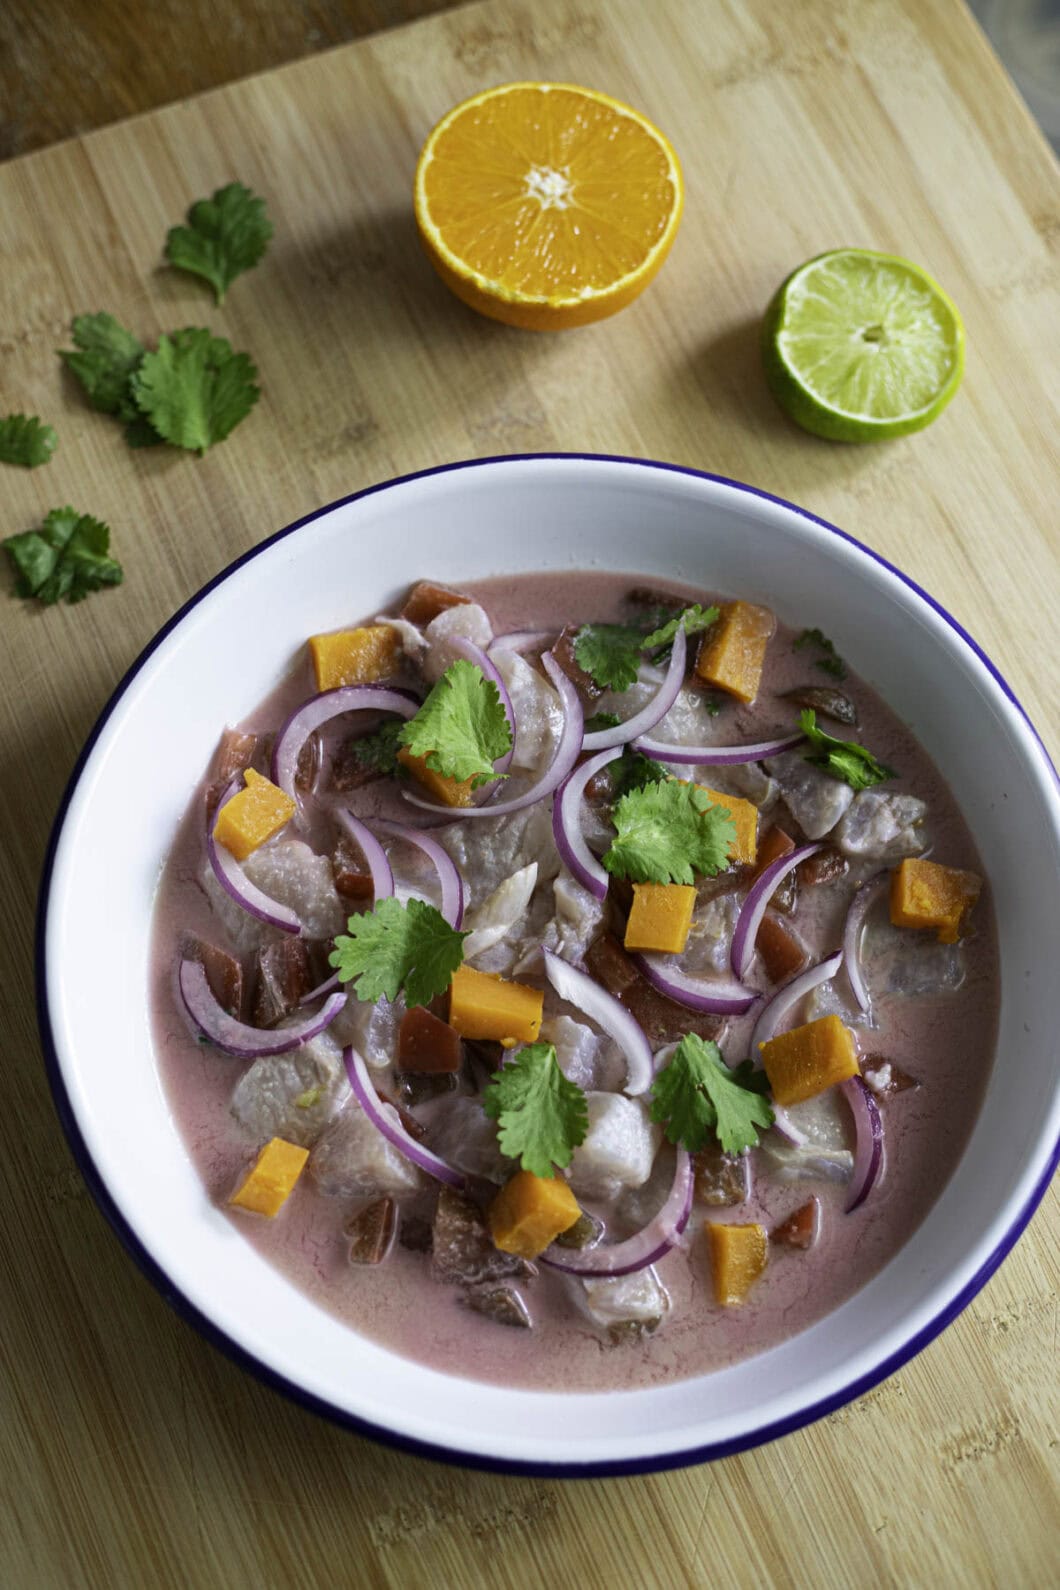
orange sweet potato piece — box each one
[398,1006,463,1074]
[694,784,759,864]
[400,580,473,625]
[694,601,775,704]
[707,1221,768,1305]
[449,966,544,1044]
[758,1013,860,1106]
[212,768,296,862]
[396,748,475,808]
[489,1170,581,1259]
[308,624,400,691]
[624,882,697,954]
[890,857,982,944]
[229,1138,309,1218]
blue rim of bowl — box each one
[36,453,1060,1479]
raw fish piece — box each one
[431,1187,530,1284]
[462,863,538,965]
[764,749,855,839]
[568,1093,661,1199]
[421,1095,510,1183]
[440,803,559,910]
[242,838,347,939]
[581,1266,670,1339]
[422,602,493,682]
[491,648,563,772]
[834,790,928,860]
[328,994,404,1069]
[539,1014,625,1093]
[230,1029,344,1147]
[309,1098,425,1197]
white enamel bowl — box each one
[39,455,1060,1476]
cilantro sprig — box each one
[0,414,57,469]
[348,720,405,777]
[800,708,894,790]
[329,897,466,1008]
[164,182,273,304]
[794,626,847,681]
[483,1043,589,1178]
[574,603,720,691]
[604,780,735,884]
[650,1035,773,1155]
[399,659,512,787]
[3,508,123,606]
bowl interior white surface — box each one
[43,456,1060,1472]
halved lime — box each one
[762,249,965,442]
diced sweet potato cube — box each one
[489,1170,581,1259]
[759,1013,859,1106]
[448,966,543,1044]
[400,580,472,625]
[212,768,296,862]
[694,601,775,704]
[890,857,982,944]
[695,785,759,864]
[398,1006,463,1073]
[756,914,808,983]
[624,882,696,954]
[229,1137,308,1217]
[396,748,475,808]
[707,1221,768,1305]
[308,624,400,691]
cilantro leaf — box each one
[573,623,646,691]
[584,710,622,734]
[794,626,847,682]
[799,709,894,790]
[329,896,466,1008]
[130,329,259,454]
[60,313,146,415]
[611,745,669,799]
[482,1043,589,1178]
[349,720,405,776]
[398,659,512,787]
[3,507,123,606]
[0,414,57,469]
[603,780,735,884]
[641,603,719,652]
[650,1035,773,1155]
[164,182,273,304]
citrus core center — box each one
[525,165,573,209]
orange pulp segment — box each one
[414,82,684,330]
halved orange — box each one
[413,82,684,331]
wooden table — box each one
[2,1,1057,1583]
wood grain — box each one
[1,0,1058,1584]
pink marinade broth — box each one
[150,570,998,1393]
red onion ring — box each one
[179,958,345,1057]
[272,685,419,799]
[448,636,516,776]
[488,630,553,655]
[770,1107,810,1147]
[731,842,822,981]
[343,1045,464,1188]
[633,953,758,1016]
[542,1149,693,1277]
[750,949,845,1056]
[543,948,654,1096]
[841,1075,884,1212]
[335,810,394,902]
[404,652,583,821]
[634,730,804,766]
[843,871,889,1014]
[552,746,623,900]
[207,778,302,935]
[370,819,465,928]
[582,627,687,751]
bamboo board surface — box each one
[1,0,1058,1583]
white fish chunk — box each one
[764,750,855,840]
[439,803,559,911]
[540,1014,625,1093]
[421,1095,509,1183]
[422,602,493,683]
[328,993,403,1069]
[230,1028,344,1147]
[242,838,347,939]
[568,1093,661,1199]
[462,863,538,964]
[581,1266,670,1333]
[834,790,928,861]
[309,1098,425,1196]
[491,648,563,773]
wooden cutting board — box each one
[1,0,1057,1583]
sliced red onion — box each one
[343,1045,464,1188]
[731,842,822,981]
[404,652,583,821]
[272,685,419,798]
[299,971,340,1006]
[207,778,302,935]
[842,1075,884,1212]
[750,949,845,1056]
[582,627,687,751]
[543,947,653,1096]
[635,730,804,766]
[179,958,345,1057]
[843,871,889,1014]
[488,629,553,655]
[335,809,394,902]
[770,1107,810,1147]
[633,953,758,1016]
[552,746,623,900]
[449,636,516,776]
[542,1149,693,1277]
[370,819,465,927]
